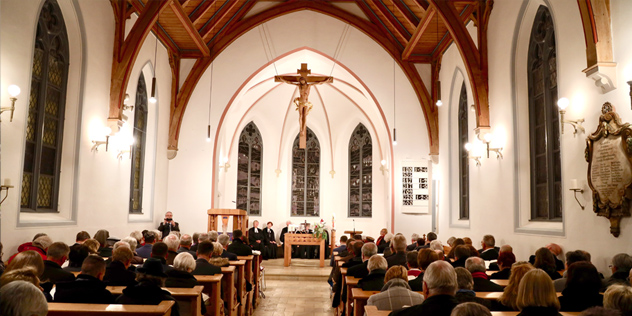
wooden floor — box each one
[254,258,332,316]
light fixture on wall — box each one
[1,84,20,122]
[207,62,214,142]
[393,60,397,146]
[380,159,389,175]
[464,142,482,167]
[149,40,158,104]
[91,126,112,152]
[569,178,585,210]
[557,98,585,135]
[116,131,135,160]
[219,157,230,172]
[0,179,14,206]
[122,93,134,112]
[436,81,442,106]
[482,133,503,159]
[627,81,632,110]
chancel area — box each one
[3,0,632,315]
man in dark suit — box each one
[217,234,238,261]
[465,257,504,292]
[390,261,459,316]
[406,233,420,251]
[157,211,180,238]
[451,245,471,268]
[41,242,75,285]
[358,256,387,291]
[177,234,197,259]
[477,235,499,261]
[415,232,437,250]
[228,230,253,256]
[136,231,156,258]
[192,241,222,275]
[103,246,137,286]
[163,234,180,265]
[386,234,408,268]
[347,243,378,279]
[147,242,172,273]
[248,220,267,255]
[54,255,114,304]
[330,235,348,267]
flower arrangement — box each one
[313,219,327,239]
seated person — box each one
[528,243,564,271]
[514,269,561,316]
[451,245,471,268]
[376,228,389,253]
[330,235,349,267]
[146,242,172,272]
[379,233,393,254]
[603,253,632,291]
[136,231,157,259]
[166,253,198,288]
[358,255,388,291]
[218,234,238,261]
[54,255,114,304]
[0,281,48,316]
[163,234,180,265]
[367,266,424,312]
[493,262,534,311]
[263,222,278,259]
[532,247,562,280]
[115,259,180,316]
[454,267,492,309]
[490,251,516,280]
[477,235,499,261]
[227,230,253,256]
[488,245,513,271]
[5,250,45,280]
[121,236,144,264]
[8,235,52,264]
[41,242,75,284]
[406,233,420,251]
[409,248,439,291]
[347,243,378,279]
[63,244,90,272]
[0,266,51,301]
[248,220,266,254]
[406,251,421,279]
[177,234,197,258]
[451,302,493,316]
[103,246,137,286]
[604,284,632,316]
[94,230,113,258]
[386,235,408,269]
[465,257,504,292]
[192,241,222,275]
[209,242,230,267]
[559,262,603,311]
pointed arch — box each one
[236,121,263,216]
[21,0,69,212]
[349,123,372,217]
[291,127,320,217]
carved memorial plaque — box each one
[585,102,632,237]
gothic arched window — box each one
[129,74,148,214]
[349,124,372,217]
[528,6,562,220]
[291,128,320,217]
[458,83,469,220]
[237,122,263,216]
[21,0,69,212]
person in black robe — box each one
[263,222,277,259]
[248,220,267,258]
[279,221,298,258]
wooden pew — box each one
[237,255,254,316]
[194,274,223,316]
[221,266,238,316]
[107,286,203,316]
[476,292,562,300]
[252,254,262,309]
[490,279,509,287]
[229,260,247,316]
[351,288,423,316]
[364,306,580,316]
[345,276,360,316]
[48,301,175,316]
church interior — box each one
[2,0,632,314]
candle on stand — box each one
[570,179,579,190]
[3,178,10,186]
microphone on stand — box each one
[353,219,355,234]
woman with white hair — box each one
[0,281,48,316]
[166,253,198,288]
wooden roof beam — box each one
[190,0,217,25]
[412,0,430,11]
[402,7,434,61]
[431,3,475,59]
[200,0,242,42]
[170,1,210,57]
[391,0,420,30]
[206,0,258,43]
[356,0,403,49]
[368,0,411,43]
[129,0,180,57]
[109,0,172,122]
[430,0,489,130]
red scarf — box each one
[376,236,384,245]
[471,271,489,280]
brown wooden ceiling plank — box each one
[406,54,432,63]
[391,0,420,30]
[200,0,242,41]
[411,0,429,11]
[402,7,434,61]
[129,0,180,55]
[431,3,474,59]
[355,0,404,49]
[207,0,258,44]
[170,0,210,56]
[368,0,411,43]
[110,0,172,121]
[190,0,218,25]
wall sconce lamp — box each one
[482,133,503,159]
[117,147,131,160]
[380,160,389,175]
[464,143,482,167]
[219,157,230,172]
[122,94,134,112]
[569,179,585,210]
[91,126,112,152]
[1,85,21,122]
[627,81,632,110]
[557,98,585,135]
[0,179,14,205]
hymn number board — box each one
[401,160,430,214]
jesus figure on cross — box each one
[275,63,333,148]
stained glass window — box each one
[291,128,320,217]
[21,0,69,212]
[458,83,469,220]
[237,122,263,216]
[130,74,148,214]
[528,6,562,221]
[349,124,372,217]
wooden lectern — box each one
[207,209,248,233]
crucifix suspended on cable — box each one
[275,63,333,148]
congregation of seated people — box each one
[328,228,632,316]
[0,216,263,316]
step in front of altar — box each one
[263,258,331,281]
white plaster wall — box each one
[437,0,632,275]
[167,11,431,241]
[0,0,171,254]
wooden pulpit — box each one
[207,209,248,233]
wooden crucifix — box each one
[275,63,333,148]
